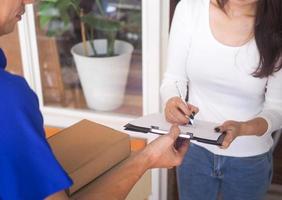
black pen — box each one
[184,82,196,125]
[176,82,194,125]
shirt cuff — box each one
[257,109,282,136]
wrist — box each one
[132,149,152,174]
[238,121,248,136]
[238,117,268,136]
[138,147,158,170]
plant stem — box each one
[107,31,116,56]
[89,29,98,56]
[96,0,105,16]
[69,1,81,16]
[80,9,88,56]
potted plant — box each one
[38,0,135,111]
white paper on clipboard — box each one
[128,113,222,141]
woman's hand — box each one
[165,97,199,125]
[216,120,244,149]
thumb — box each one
[168,125,180,141]
[220,120,233,131]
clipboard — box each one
[124,113,226,146]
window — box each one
[35,0,142,116]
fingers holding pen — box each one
[165,111,179,124]
[165,97,194,125]
[186,103,199,124]
[176,100,199,125]
[166,107,188,125]
[187,103,199,116]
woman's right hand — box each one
[164,97,199,125]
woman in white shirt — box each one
[161,0,282,199]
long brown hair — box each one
[216,0,282,78]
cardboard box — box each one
[69,154,152,200]
[48,119,131,195]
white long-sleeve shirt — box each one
[160,0,282,157]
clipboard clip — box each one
[150,126,193,139]
[124,124,192,139]
[124,123,226,146]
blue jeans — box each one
[177,143,273,200]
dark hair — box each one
[216,0,282,78]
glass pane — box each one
[0,26,23,76]
[35,0,142,116]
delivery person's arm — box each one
[45,125,189,200]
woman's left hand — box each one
[216,120,243,149]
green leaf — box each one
[38,0,79,36]
[81,14,122,33]
[39,15,54,29]
[38,0,128,56]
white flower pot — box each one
[71,39,134,111]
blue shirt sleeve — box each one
[0,49,72,200]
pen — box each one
[175,82,195,125]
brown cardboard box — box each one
[70,156,152,200]
[47,119,131,195]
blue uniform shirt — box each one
[0,49,72,200]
